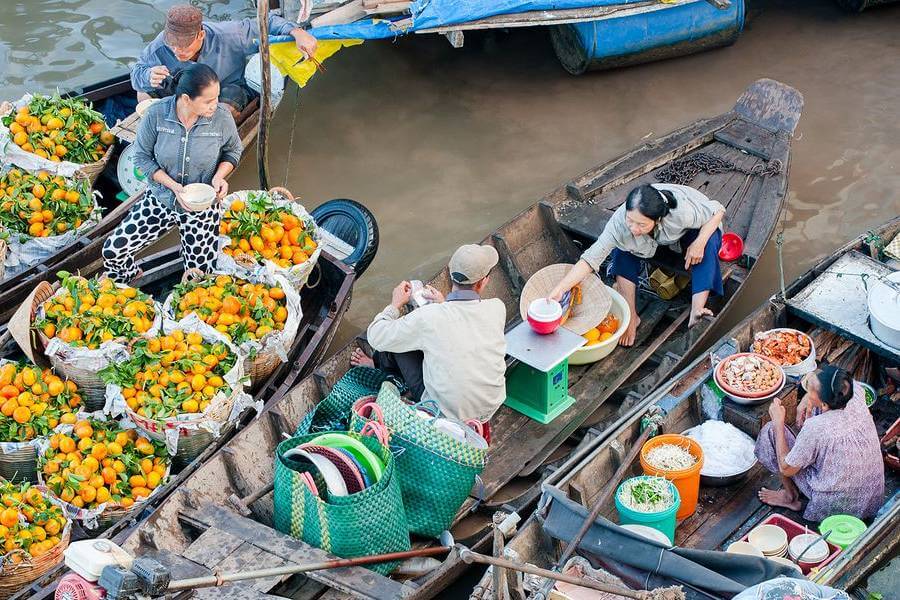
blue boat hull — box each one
[550,0,745,75]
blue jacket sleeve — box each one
[133,109,163,178]
[218,110,243,167]
[131,35,165,92]
[233,13,300,52]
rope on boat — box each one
[283,81,302,188]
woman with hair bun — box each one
[549,183,726,345]
[755,365,884,521]
[103,63,241,283]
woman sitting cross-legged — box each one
[755,366,884,521]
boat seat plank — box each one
[786,251,900,362]
[713,118,778,160]
[179,504,414,599]
[183,526,245,569]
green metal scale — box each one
[503,322,586,424]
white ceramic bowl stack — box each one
[748,524,789,558]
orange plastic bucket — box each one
[640,434,704,520]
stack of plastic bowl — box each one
[725,541,764,557]
[748,523,789,558]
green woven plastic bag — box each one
[273,430,410,574]
[295,367,389,435]
[350,382,487,538]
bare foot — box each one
[350,348,374,368]
[758,487,802,511]
[619,315,640,347]
[689,307,714,327]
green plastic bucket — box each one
[819,514,866,549]
[615,476,681,544]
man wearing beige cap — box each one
[131,5,317,118]
[352,244,508,436]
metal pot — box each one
[868,271,900,349]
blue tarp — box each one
[307,0,669,40]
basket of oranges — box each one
[100,326,251,468]
[0,361,82,484]
[0,168,101,280]
[164,270,302,385]
[32,273,159,411]
[37,416,170,532]
[218,188,322,291]
[0,94,115,184]
[0,480,71,599]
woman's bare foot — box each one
[350,348,375,368]
[619,315,640,347]
[758,487,802,511]
[689,307,714,327]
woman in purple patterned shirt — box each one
[754,365,884,522]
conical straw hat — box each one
[519,264,612,335]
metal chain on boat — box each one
[655,153,783,186]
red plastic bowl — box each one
[527,298,562,335]
[719,232,744,262]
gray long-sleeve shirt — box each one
[580,184,725,271]
[133,96,242,210]
[131,14,299,93]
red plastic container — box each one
[527,298,562,335]
[719,232,744,262]
[740,514,842,575]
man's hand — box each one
[391,281,412,309]
[768,397,786,426]
[422,285,444,304]
[684,239,705,270]
[211,174,228,200]
[292,28,318,58]
[149,66,171,89]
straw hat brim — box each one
[519,264,613,335]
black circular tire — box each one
[311,199,379,277]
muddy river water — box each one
[2,0,899,348]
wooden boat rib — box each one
[471,217,900,600]
[6,78,802,600]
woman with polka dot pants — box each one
[103,63,242,283]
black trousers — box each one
[374,350,425,401]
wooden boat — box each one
[13,78,803,599]
[470,217,900,599]
[550,0,744,75]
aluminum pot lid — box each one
[868,271,900,330]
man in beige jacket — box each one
[351,245,508,431]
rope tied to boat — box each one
[655,153,783,186]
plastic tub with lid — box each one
[63,539,133,582]
[819,514,867,550]
[868,271,900,349]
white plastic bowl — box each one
[569,285,630,365]
[180,183,216,212]
[135,98,159,117]
[726,541,764,557]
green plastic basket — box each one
[351,382,487,538]
[273,430,410,574]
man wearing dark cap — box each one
[352,244,508,436]
[131,4,317,118]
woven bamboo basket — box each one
[76,143,114,186]
[33,280,156,412]
[168,269,295,388]
[224,187,322,292]
[0,516,70,600]
[0,443,38,484]
[125,380,239,470]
